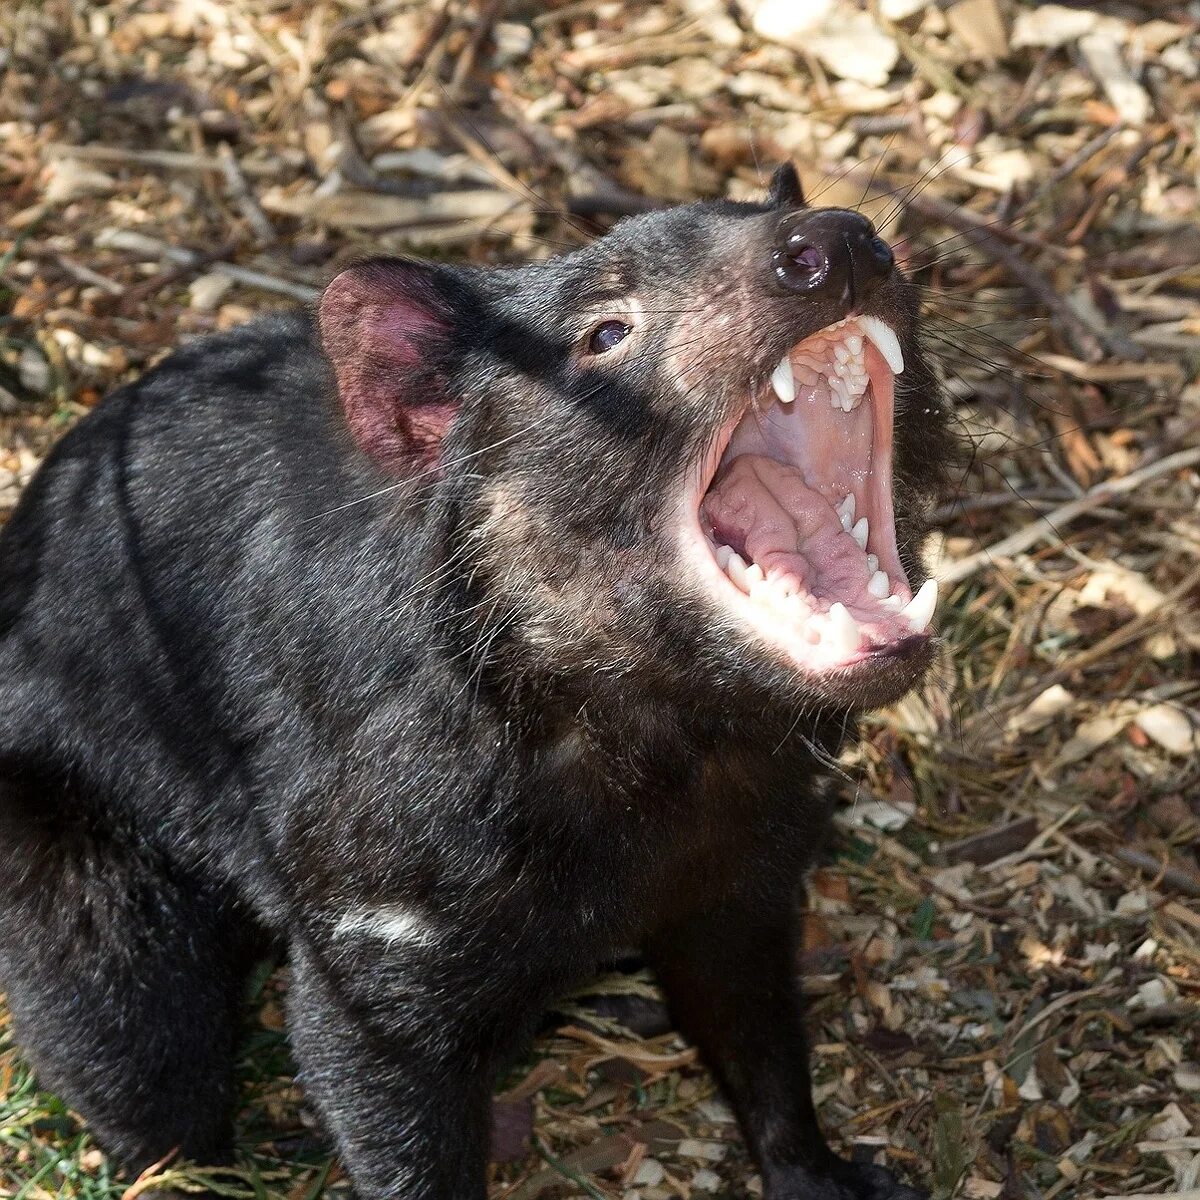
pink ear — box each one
[319,259,460,468]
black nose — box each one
[772,210,894,306]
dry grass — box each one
[1,2,1198,1199]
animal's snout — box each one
[772,210,894,307]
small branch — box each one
[1113,847,1200,898]
[46,142,285,178]
[448,0,505,98]
[110,240,240,315]
[218,143,277,246]
[53,254,124,295]
[941,445,1200,587]
[96,229,319,303]
[961,561,1200,737]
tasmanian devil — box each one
[0,164,953,1199]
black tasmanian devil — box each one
[0,164,954,1200]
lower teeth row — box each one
[711,490,940,644]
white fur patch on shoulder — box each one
[333,904,439,947]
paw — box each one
[827,1161,927,1200]
[772,1160,927,1200]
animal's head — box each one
[319,165,954,717]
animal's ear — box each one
[319,257,464,469]
[767,162,806,210]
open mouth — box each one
[683,315,938,675]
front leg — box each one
[647,893,925,1200]
[287,920,544,1200]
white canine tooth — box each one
[901,578,938,633]
[867,570,889,598]
[770,355,796,403]
[859,315,905,375]
[827,602,860,653]
[866,553,878,574]
[727,551,749,591]
[851,516,869,551]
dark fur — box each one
[0,182,952,1199]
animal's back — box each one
[0,312,349,848]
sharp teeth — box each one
[715,545,733,570]
[770,355,796,403]
[901,578,938,633]
[767,570,798,598]
[881,594,903,612]
[867,570,889,598]
[850,516,869,551]
[837,494,856,530]
[727,551,749,591]
[859,315,904,375]
[866,553,878,574]
[827,602,860,653]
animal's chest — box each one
[557,742,828,947]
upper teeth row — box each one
[769,316,905,411]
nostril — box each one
[868,235,894,270]
[772,239,828,292]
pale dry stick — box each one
[95,229,319,303]
[217,143,277,246]
[1035,354,1184,384]
[941,445,1200,588]
[46,142,286,178]
[53,255,124,295]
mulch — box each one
[1,2,1198,1198]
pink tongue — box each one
[702,454,872,607]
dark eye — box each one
[586,321,631,355]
